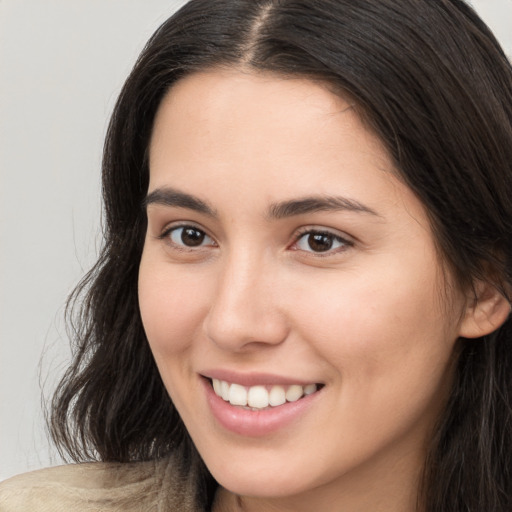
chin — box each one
[197,443,328,499]
[212,468,311,499]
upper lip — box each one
[201,369,322,387]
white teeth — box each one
[211,379,319,409]
[285,384,303,402]
[212,378,222,396]
[228,383,247,406]
[269,385,286,406]
[248,386,269,408]
[304,383,317,395]
[220,380,230,401]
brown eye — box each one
[307,233,333,252]
[295,230,350,253]
[168,226,213,247]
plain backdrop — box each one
[1,0,511,482]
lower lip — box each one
[202,378,321,437]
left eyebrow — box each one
[267,195,380,220]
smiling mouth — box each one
[210,378,323,410]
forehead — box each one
[149,70,395,194]
[150,70,353,157]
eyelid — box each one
[290,226,354,255]
[157,220,211,238]
[157,222,217,250]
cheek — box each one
[288,258,459,385]
[286,266,460,449]
[138,256,208,358]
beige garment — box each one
[0,455,204,512]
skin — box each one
[138,70,476,512]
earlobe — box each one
[458,281,511,339]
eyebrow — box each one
[267,196,380,219]
[144,187,217,217]
[144,187,379,219]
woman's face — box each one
[139,70,469,507]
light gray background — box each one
[1,0,511,482]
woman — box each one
[1,0,511,510]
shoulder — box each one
[0,461,158,512]
[0,456,202,512]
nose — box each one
[203,252,289,352]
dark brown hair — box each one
[50,1,512,510]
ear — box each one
[458,280,511,339]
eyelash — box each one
[158,224,353,256]
[158,224,216,252]
[291,228,353,256]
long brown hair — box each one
[51,1,512,510]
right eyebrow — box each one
[143,187,217,217]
